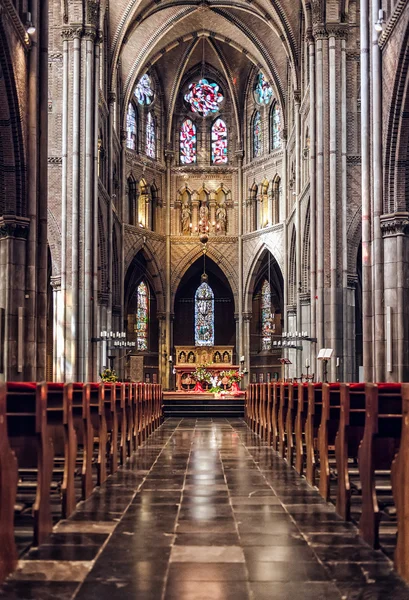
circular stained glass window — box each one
[184,79,223,116]
[254,72,273,106]
[135,74,155,106]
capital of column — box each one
[83,26,97,42]
[108,90,116,105]
[380,212,409,237]
[326,23,348,40]
[242,312,252,322]
[50,275,62,291]
[165,149,174,166]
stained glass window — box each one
[180,119,196,164]
[271,103,281,150]
[184,79,223,117]
[135,74,154,106]
[126,103,137,150]
[211,118,228,164]
[261,280,273,350]
[195,280,214,346]
[146,112,155,158]
[135,281,148,351]
[253,111,262,158]
[254,72,273,105]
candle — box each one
[305,359,309,368]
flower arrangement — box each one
[220,369,244,384]
[100,368,118,382]
[192,364,212,384]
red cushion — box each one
[7,382,37,391]
[47,382,65,391]
[72,382,84,390]
[377,383,402,392]
[89,383,101,390]
[349,383,365,390]
[329,383,340,389]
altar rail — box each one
[0,382,163,583]
[246,382,409,584]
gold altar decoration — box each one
[174,345,237,391]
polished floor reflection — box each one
[1,419,409,599]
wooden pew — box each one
[392,383,409,583]
[270,382,279,451]
[89,382,107,486]
[249,384,256,431]
[114,383,127,466]
[72,383,93,500]
[278,383,290,458]
[46,383,77,519]
[146,384,153,437]
[358,383,402,548]
[0,382,18,583]
[260,384,269,441]
[285,383,299,466]
[131,382,139,450]
[124,382,134,458]
[104,383,118,475]
[305,383,323,487]
[6,382,53,546]
[266,384,273,446]
[137,382,145,444]
[295,383,309,476]
[335,383,366,520]
[318,383,341,501]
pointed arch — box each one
[253,110,262,158]
[195,280,215,346]
[270,101,282,150]
[180,118,197,165]
[126,102,137,150]
[211,117,228,164]
[146,111,155,158]
[301,203,310,293]
[288,226,297,305]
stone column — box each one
[308,33,317,371]
[360,0,373,381]
[165,150,174,389]
[93,34,102,381]
[372,0,385,381]
[236,150,244,363]
[294,91,301,377]
[157,312,167,387]
[242,312,252,386]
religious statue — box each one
[214,351,221,363]
[181,202,191,234]
[179,351,186,363]
[199,201,209,227]
[187,351,195,363]
[216,203,227,233]
[223,351,230,363]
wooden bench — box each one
[305,383,323,487]
[0,382,18,583]
[392,383,409,583]
[318,382,341,501]
[278,383,290,459]
[46,383,77,519]
[89,382,107,486]
[358,382,402,548]
[335,382,366,520]
[104,383,118,475]
[6,382,53,546]
[286,383,299,466]
[124,382,134,458]
[270,382,279,451]
[72,383,93,500]
[294,383,309,476]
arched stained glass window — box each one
[211,118,228,164]
[184,79,223,116]
[261,280,273,350]
[180,119,196,164]
[126,103,137,150]
[195,279,214,346]
[254,72,273,105]
[135,281,148,351]
[135,74,154,105]
[253,111,262,158]
[146,112,155,158]
[271,103,281,150]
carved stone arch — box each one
[301,202,310,293]
[171,245,238,312]
[124,238,165,312]
[347,206,362,276]
[0,21,26,216]
[47,208,62,277]
[244,244,284,313]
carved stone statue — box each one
[181,202,191,234]
[199,202,209,226]
[216,203,227,233]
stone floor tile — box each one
[170,545,245,563]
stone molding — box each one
[379,0,408,49]
[380,212,409,237]
[0,0,29,50]
[50,275,61,291]
[347,155,361,165]
[48,156,63,165]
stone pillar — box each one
[165,150,174,389]
[51,276,62,381]
[308,33,317,371]
[236,150,244,363]
[242,312,252,386]
[157,312,167,387]
[294,91,301,377]
[360,0,373,381]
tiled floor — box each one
[2,418,409,599]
